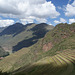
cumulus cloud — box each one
[0,0,60,25]
[65,0,75,17]
[36,18,47,23]
[54,18,67,24]
[20,17,47,24]
[20,16,35,25]
[47,22,52,25]
[60,18,67,23]
[54,20,60,24]
[20,19,34,25]
[69,18,75,24]
[0,19,14,27]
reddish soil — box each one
[0,57,4,60]
[42,42,53,52]
[71,30,75,32]
[63,35,67,39]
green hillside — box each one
[0,46,9,57]
[32,23,75,53]
[0,23,75,75]
[0,23,54,53]
[13,50,75,75]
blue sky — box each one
[0,0,75,27]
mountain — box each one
[0,23,54,53]
[0,23,75,75]
[32,23,75,55]
[0,27,6,33]
[0,46,9,57]
[0,23,25,36]
[13,50,75,75]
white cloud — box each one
[60,18,67,23]
[36,18,47,23]
[20,16,35,25]
[48,23,52,25]
[20,19,27,25]
[57,6,62,10]
[20,18,34,25]
[20,17,47,24]
[54,20,60,24]
[0,0,60,25]
[54,18,66,24]
[65,0,75,17]
[69,18,75,24]
[0,19,14,27]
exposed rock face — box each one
[42,42,53,52]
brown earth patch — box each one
[42,42,53,52]
[71,30,75,32]
[63,35,67,39]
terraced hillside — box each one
[0,23,75,74]
[13,50,75,75]
[0,23,53,53]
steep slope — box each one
[0,23,24,36]
[0,23,74,73]
[31,23,75,55]
[0,23,54,52]
[0,27,6,33]
[0,46,9,57]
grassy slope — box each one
[29,23,75,58]
[0,48,30,72]
[0,23,75,74]
[0,23,53,53]
[14,50,75,75]
[0,46,9,57]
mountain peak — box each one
[13,23,24,26]
[0,23,25,36]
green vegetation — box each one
[0,71,9,75]
[0,46,9,57]
[31,23,75,56]
[13,50,75,75]
[0,23,75,75]
[0,23,54,53]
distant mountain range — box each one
[0,23,54,55]
[0,23,75,75]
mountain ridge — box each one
[0,23,54,53]
[0,23,74,74]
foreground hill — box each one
[0,23,54,53]
[0,23,75,75]
[13,50,75,75]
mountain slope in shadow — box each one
[12,23,53,52]
[0,23,54,52]
[0,23,25,36]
